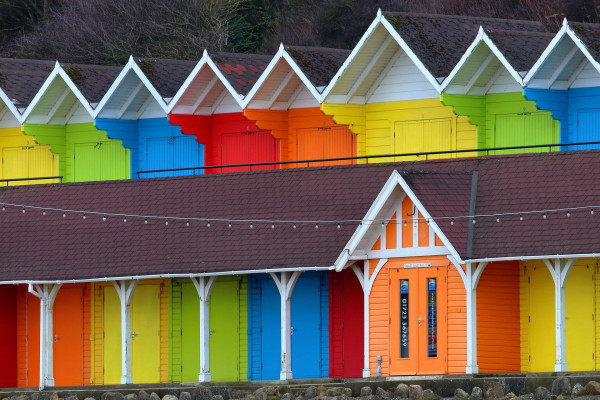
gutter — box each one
[467,253,600,264]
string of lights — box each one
[0,201,597,228]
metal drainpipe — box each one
[376,355,382,377]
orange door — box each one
[53,286,85,385]
[389,266,447,375]
[296,127,355,166]
[26,292,40,387]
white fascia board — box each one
[167,51,208,114]
[242,44,285,108]
[0,89,24,124]
[467,253,600,264]
[321,11,384,102]
[0,265,336,285]
[21,62,61,122]
[333,170,463,271]
[380,16,441,93]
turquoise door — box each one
[291,276,321,378]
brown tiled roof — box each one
[569,22,600,63]
[133,57,197,99]
[284,46,351,88]
[485,29,555,72]
[0,58,55,109]
[1,150,600,282]
[60,62,122,104]
[382,11,548,78]
[209,52,271,96]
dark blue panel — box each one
[291,276,321,379]
[260,278,280,380]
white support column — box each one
[352,259,387,378]
[270,271,301,380]
[112,280,138,384]
[463,262,487,374]
[544,258,576,372]
[191,276,217,382]
[28,283,61,390]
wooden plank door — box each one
[422,119,452,159]
[181,282,199,382]
[528,265,555,372]
[577,109,600,150]
[341,270,363,377]
[259,278,280,380]
[103,286,121,384]
[53,286,85,385]
[209,279,240,381]
[131,285,160,383]
[566,264,595,371]
[291,276,321,378]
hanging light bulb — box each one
[591,209,595,215]
[315,223,319,229]
[82,214,86,220]
[519,215,523,221]
[293,223,297,229]
[22,208,25,214]
[102,215,107,222]
[228,222,232,228]
[567,211,571,217]
[62,212,66,218]
[450,219,454,225]
[165,220,169,225]
[123,216,127,223]
[186,220,190,227]
[543,213,547,219]
[250,222,253,229]
[472,219,476,224]
[271,223,275,229]
[207,221,211,227]
[144,218,148,224]
[337,223,341,229]
[42,210,46,216]
[2,205,5,211]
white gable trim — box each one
[167,49,246,114]
[93,56,168,118]
[243,44,321,108]
[441,27,523,93]
[524,19,600,86]
[0,89,24,125]
[333,170,462,271]
[22,62,94,122]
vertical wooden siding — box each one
[0,285,17,387]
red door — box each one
[329,268,363,377]
[0,285,17,387]
[220,131,279,172]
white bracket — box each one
[190,276,218,382]
[112,279,138,384]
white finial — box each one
[562,17,568,27]
[377,8,382,18]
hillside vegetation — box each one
[1,0,599,65]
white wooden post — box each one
[28,283,61,390]
[112,280,138,384]
[270,271,301,380]
[352,259,387,378]
[544,258,576,372]
[191,276,217,382]
[464,262,487,374]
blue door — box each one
[291,276,321,379]
[260,278,280,380]
[577,109,600,150]
[146,135,203,177]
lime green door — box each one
[494,113,559,154]
[566,264,595,371]
[74,142,128,182]
[181,282,200,382]
[209,279,240,381]
[131,285,160,383]
[103,286,121,384]
[529,265,555,372]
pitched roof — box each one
[568,21,600,63]
[382,11,548,77]
[132,57,197,99]
[485,29,555,72]
[1,150,600,282]
[284,46,351,88]
[208,51,271,96]
[0,58,55,109]
[60,62,122,104]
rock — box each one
[583,381,600,396]
[49,394,59,400]
[180,393,192,400]
[139,392,150,400]
[84,398,96,400]
[395,384,409,399]
[409,385,423,400]
[280,395,291,400]
[516,395,534,400]
[361,388,373,398]
[483,382,504,399]
[150,394,160,400]
[572,383,584,397]
[212,396,224,400]
[343,389,352,398]
[230,392,248,400]
[125,395,138,400]
[305,388,318,400]
[533,387,549,400]
[101,394,124,400]
[317,387,327,397]
[469,387,483,400]
[422,390,438,400]
[504,394,516,400]
[551,377,571,396]
[31,394,50,400]
[327,389,344,398]
[66,396,79,400]
[376,388,392,400]
[455,389,469,400]
[164,395,178,400]
[194,388,214,400]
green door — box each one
[209,279,240,381]
[494,113,559,154]
[74,142,129,182]
[181,283,200,382]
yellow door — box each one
[529,265,555,371]
[3,146,57,185]
[395,121,422,161]
[423,119,452,159]
[131,285,160,383]
[29,147,58,183]
[566,264,595,371]
[103,286,121,384]
[394,119,453,161]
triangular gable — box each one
[94,56,168,120]
[243,44,322,110]
[525,19,600,90]
[442,27,524,95]
[21,62,95,125]
[0,88,24,127]
[322,10,441,105]
[334,170,462,271]
[168,50,246,116]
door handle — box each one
[418,317,422,327]
[131,332,137,340]
[209,329,214,337]
[291,327,295,335]
[54,335,58,343]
